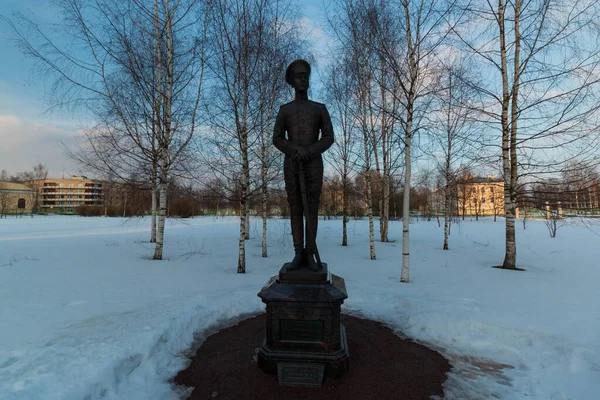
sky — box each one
[0,0,331,178]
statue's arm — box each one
[308,105,335,156]
[272,108,300,156]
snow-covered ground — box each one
[0,215,598,399]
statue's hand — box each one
[291,151,302,163]
[296,147,311,162]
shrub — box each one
[170,197,197,218]
[75,205,103,216]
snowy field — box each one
[0,215,599,399]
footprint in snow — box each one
[65,300,88,306]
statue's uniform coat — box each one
[273,99,334,255]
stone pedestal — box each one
[257,263,350,387]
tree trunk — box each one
[151,0,161,245]
[443,187,450,250]
[380,73,390,243]
[245,202,250,240]
[379,190,384,241]
[261,146,268,257]
[238,203,247,273]
[153,160,168,260]
[362,111,376,259]
[238,122,249,273]
[238,195,247,273]
[401,122,411,282]
[153,0,173,261]
[366,173,376,260]
[150,167,158,242]
[382,173,390,241]
[401,0,414,283]
[151,184,158,242]
[499,0,518,269]
[342,172,348,246]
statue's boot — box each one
[287,215,305,271]
[305,251,320,271]
[305,212,321,271]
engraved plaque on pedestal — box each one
[280,319,324,342]
[277,363,325,387]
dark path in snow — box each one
[174,314,450,400]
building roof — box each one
[27,178,97,185]
[460,176,504,184]
[0,181,35,192]
[467,178,503,184]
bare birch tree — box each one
[4,0,209,259]
[429,63,479,249]
[252,3,300,258]
[453,0,600,269]
[368,0,459,281]
[326,57,359,246]
[204,0,301,273]
[330,0,383,260]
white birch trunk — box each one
[499,0,518,269]
[362,128,376,260]
[238,183,247,273]
[238,218,246,272]
[401,1,414,283]
[443,188,450,250]
[379,190,384,241]
[151,183,157,243]
[153,0,173,261]
[401,125,411,282]
[505,0,520,269]
[151,0,160,244]
[382,173,390,241]
[261,145,268,257]
[379,76,390,243]
[342,172,348,246]
[244,201,250,240]
[238,121,249,273]
[366,175,376,260]
[153,162,168,260]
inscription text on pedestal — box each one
[277,363,325,387]
[280,319,324,342]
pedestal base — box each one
[258,324,350,385]
[278,262,328,283]
[257,268,350,387]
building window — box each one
[18,198,26,209]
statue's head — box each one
[285,59,311,92]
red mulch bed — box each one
[173,314,450,400]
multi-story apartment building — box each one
[32,176,103,214]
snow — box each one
[0,215,599,399]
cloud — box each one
[0,115,82,177]
[297,16,334,69]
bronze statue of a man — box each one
[273,59,334,271]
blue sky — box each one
[0,0,329,178]
[0,0,93,177]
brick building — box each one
[0,181,35,216]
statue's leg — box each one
[285,160,305,270]
[304,160,323,270]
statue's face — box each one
[291,65,310,92]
